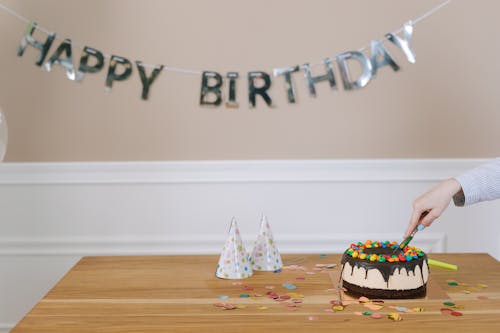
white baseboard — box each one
[0,232,446,256]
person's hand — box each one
[405,178,462,237]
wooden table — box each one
[12,254,500,332]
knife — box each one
[393,211,428,254]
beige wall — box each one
[0,0,498,162]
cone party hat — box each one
[250,215,283,271]
[215,217,253,279]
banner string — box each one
[0,0,452,76]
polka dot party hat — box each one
[250,214,283,271]
[215,217,253,279]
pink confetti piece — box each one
[213,302,237,310]
[296,277,306,281]
[231,282,242,285]
[477,296,489,300]
[358,296,370,303]
[308,316,319,321]
[370,313,382,319]
[265,285,275,290]
[440,308,453,314]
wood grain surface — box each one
[11,253,500,332]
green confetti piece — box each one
[362,311,373,316]
[443,301,455,307]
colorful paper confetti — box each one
[388,313,403,321]
[282,283,297,290]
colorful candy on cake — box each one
[340,240,429,299]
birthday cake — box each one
[340,240,429,299]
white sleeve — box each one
[453,158,500,206]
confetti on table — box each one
[214,302,237,310]
[395,306,408,312]
[239,294,250,298]
[477,296,489,300]
[258,306,269,310]
[265,285,275,290]
[319,254,328,258]
[296,277,306,281]
[440,308,453,314]
[370,313,382,319]
[354,311,363,316]
[332,305,345,311]
[362,311,373,316]
[477,283,488,288]
[448,281,459,286]
[283,283,297,290]
[308,316,319,321]
[450,311,463,316]
[411,307,425,312]
[218,295,229,300]
[285,302,300,308]
[359,296,370,303]
[231,282,242,285]
[388,313,403,321]
[443,301,455,307]
[242,285,254,291]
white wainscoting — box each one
[1,159,499,331]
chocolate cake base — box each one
[342,280,427,299]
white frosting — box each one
[341,260,429,290]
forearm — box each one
[453,158,500,206]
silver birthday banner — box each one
[1,1,452,107]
